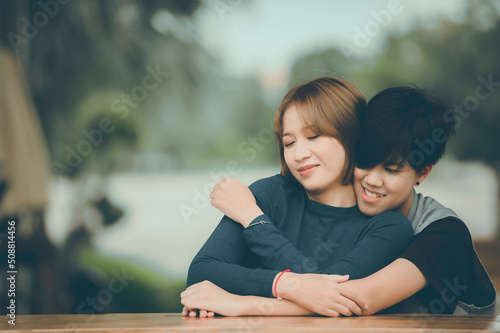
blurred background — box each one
[0,0,499,315]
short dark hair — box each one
[356,86,456,173]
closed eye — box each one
[284,141,295,148]
[308,135,319,140]
[385,167,401,174]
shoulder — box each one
[416,217,471,243]
[370,211,412,228]
[369,211,414,238]
[364,211,413,238]
[249,173,285,189]
[249,174,300,196]
[248,174,302,213]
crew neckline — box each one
[305,194,360,217]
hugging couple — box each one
[181,77,497,317]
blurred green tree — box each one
[2,0,210,176]
[289,0,500,242]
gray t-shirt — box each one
[408,191,459,234]
[405,191,496,315]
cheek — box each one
[354,169,367,182]
[283,150,293,168]
[386,178,412,197]
[330,141,346,160]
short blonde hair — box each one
[274,76,366,186]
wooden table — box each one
[1,313,500,332]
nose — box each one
[294,139,312,161]
[363,169,383,188]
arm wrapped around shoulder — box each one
[326,211,414,279]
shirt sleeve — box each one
[242,211,414,279]
[398,218,472,312]
[186,176,282,298]
[187,216,280,297]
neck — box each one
[400,190,416,217]
[307,184,356,207]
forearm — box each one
[188,259,279,297]
[187,215,280,297]
[238,296,315,316]
[271,260,426,317]
[243,212,413,277]
[243,219,321,273]
[341,258,427,315]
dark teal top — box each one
[187,174,413,297]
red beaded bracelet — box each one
[273,269,291,299]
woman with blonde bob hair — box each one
[181,77,413,317]
[275,76,361,187]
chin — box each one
[298,180,319,191]
[358,204,383,217]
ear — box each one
[417,165,433,184]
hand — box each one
[277,273,368,317]
[180,280,242,317]
[210,178,264,227]
[181,306,214,318]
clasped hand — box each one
[181,280,240,317]
[210,178,264,228]
[278,272,368,317]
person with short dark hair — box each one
[347,86,496,315]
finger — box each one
[189,310,198,318]
[207,311,215,317]
[320,308,340,317]
[339,288,368,311]
[345,300,362,316]
[333,293,362,315]
[220,178,233,188]
[181,306,188,316]
[330,303,353,317]
[199,310,208,318]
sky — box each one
[195,0,468,76]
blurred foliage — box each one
[290,0,500,175]
[78,249,185,313]
[15,0,271,175]
[3,0,498,175]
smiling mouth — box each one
[298,165,318,173]
[363,187,386,198]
